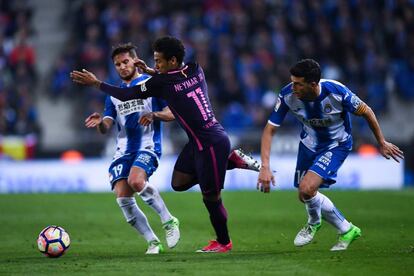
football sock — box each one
[116,197,159,242]
[203,198,230,245]
[319,193,351,234]
[139,182,173,224]
[304,192,322,225]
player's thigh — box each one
[113,179,135,197]
[172,143,197,187]
[129,151,158,190]
[308,144,350,187]
[294,142,316,188]
[108,155,134,190]
[197,137,231,197]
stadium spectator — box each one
[62,0,414,149]
[0,0,39,138]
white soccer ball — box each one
[37,225,70,258]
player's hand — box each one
[134,59,156,75]
[138,112,154,126]
[257,166,275,193]
[70,69,101,87]
[379,141,404,162]
[85,112,103,128]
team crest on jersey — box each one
[140,82,147,91]
[274,97,281,112]
[325,151,333,158]
[323,103,332,113]
[350,95,362,109]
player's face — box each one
[113,52,137,81]
[154,52,179,74]
[291,75,317,101]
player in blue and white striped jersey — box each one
[257,59,403,251]
[84,43,179,254]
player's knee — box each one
[171,181,186,192]
[298,182,316,200]
[128,177,146,192]
[202,192,221,202]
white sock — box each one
[319,193,351,234]
[139,182,173,224]
[304,192,322,225]
[116,197,158,242]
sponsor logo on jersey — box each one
[136,153,152,166]
[303,117,332,127]
[117,99,145,116]
[316,151,333,170]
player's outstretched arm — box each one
[71,69,150,101]
[138,107,175,126]
[360,103,404,162]
[257,123,277,193]
[71,69,101,87]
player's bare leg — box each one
[171,170,199,191]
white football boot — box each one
[145,240,164,254]
[294,223,321,247]
[162,217,180,248]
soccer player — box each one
[257,59,404,251]
[84,43,180,254]
[71,36,260,253]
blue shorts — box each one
[294,140,351,188]
[108,150,159,189]
[174,135,231,195]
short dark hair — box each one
[289,59,321,83]
[111,43,138,60]
[153,36,185,64]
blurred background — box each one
[0,0,413,189]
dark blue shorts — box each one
[174,136,231,195]
[108,150,159,189]
[294,140,351,188]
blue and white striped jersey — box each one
[103,74,167,159]
[268,79,366,152]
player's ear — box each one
[169,56,178,66]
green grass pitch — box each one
[1,190,413,275]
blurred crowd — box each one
[0,0,39,137]
[56,0,414,140]
[2,0,414,149]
